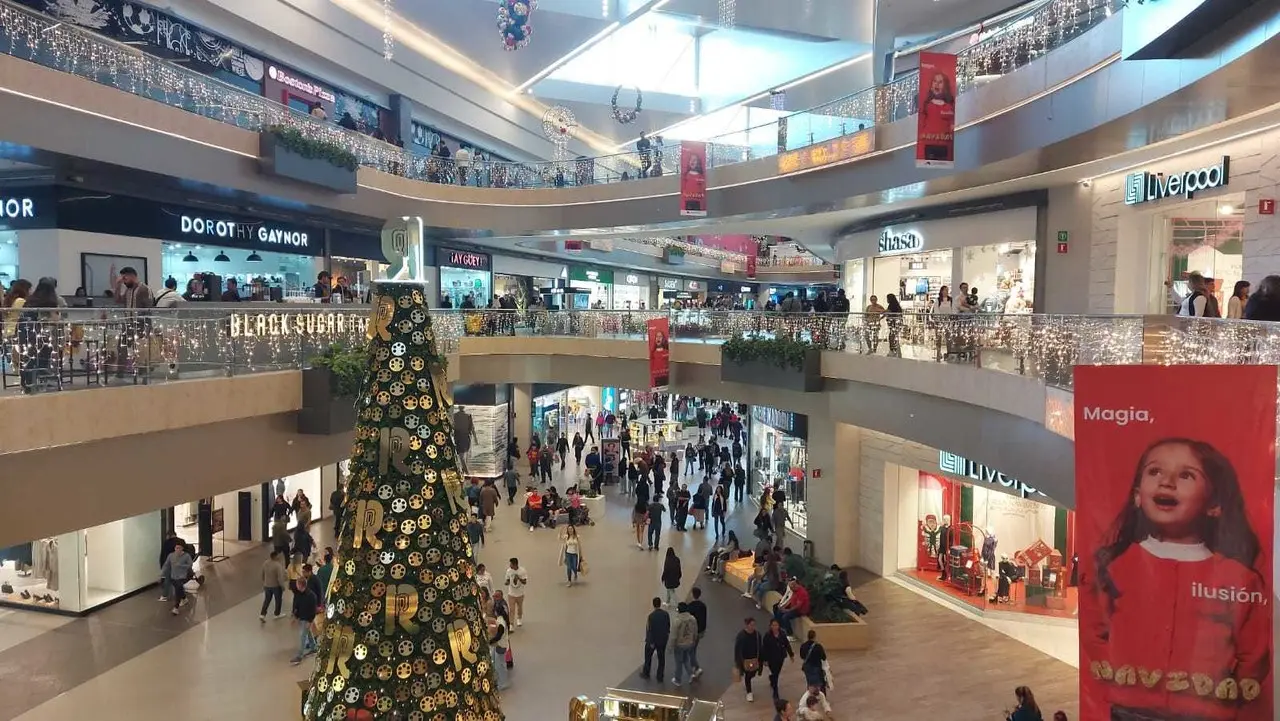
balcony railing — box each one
[1,306,1272,397]
[0,0,1119,190]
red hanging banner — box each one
[916,52,957,169]
[1075,365,1275,721]
[646,318,670,389]
[679,141,708,217]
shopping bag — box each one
[578,560,589,576]
[822,659,835,690]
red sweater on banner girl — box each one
[1083,439,1271,721]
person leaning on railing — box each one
[1244,275,1280,321]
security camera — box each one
[1080,179,1092,188]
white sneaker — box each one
[158,596,168,602]
[516,618,522,627]
[273,614,285,621]
[692,667,703,679]
[259,615,266,623]
[746,692,754,702]
[528,527,534,533]
[170,607,179,616]
[672,678,681,687]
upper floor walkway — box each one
[1,0,1277,236]
[3,302,1278,547]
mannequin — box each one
[921,514,941,565]
[937,514,953,581]
[992,554,1018,603]
[982,527,997,574]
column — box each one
[319,463,341,523]
[387,94,414,147]
[512,384,533,452]
[804,421,860,568]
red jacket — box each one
[786,585,811,616]
[1082,545,1270,720]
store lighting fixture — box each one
[246,252,263,262]
[214,251,231,262]
[1219,204,1236,215]
[182,252,199,263]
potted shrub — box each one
[797,565,871,651]
[298,343,368,434]
[259,124,360,193]
[720,334,823,392]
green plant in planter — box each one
[265,124,360,172]
[309,342,370,398]
[802,565,853,624]
[722,334,815,370]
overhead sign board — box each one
[877,229,923,255]
[777,128,875,175]
[1124,156,1230,205]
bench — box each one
[796,609,871,651]
[723,556,755,593]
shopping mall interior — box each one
[0,0,1278,719]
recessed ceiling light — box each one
[1219,204,1236,214]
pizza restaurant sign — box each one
[938,450,1044,499]
[230,312,368,338]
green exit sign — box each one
[1057,231,1069,242]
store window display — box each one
[901,471,1075,618]
[871,249,952,312]
[960,240,1035,313]
[1144,199,1243,314]
[750,407,807,538]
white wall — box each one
[84,521,124,593]
[856,429,940,574]
[1042,184,1094,314]
[18,230,163,293]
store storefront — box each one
[439,248,492,308]
[881,449,1075,620]
[1086,152,1246,314]
[492,256,565,310]
[709,281,758,308]
[613,272,651,310]
[837,206,1040,313]
[532,385,603,444]
[569,267,613,309]
[750,406,808,538]
[159,212,324,301]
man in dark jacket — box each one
[641,596,670,680]
[289,577,319,665]
[687,587,708,680]
[329,487,346,539]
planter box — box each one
[259,133,358,194]
[796,611,871,651]
[720,348,823,392]
[297,367,357,435]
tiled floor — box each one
[0,459,1080,721]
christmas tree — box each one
[304,282,504,721]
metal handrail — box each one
[0,0,1121,189]
[3,306,1273,396]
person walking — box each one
[733,464,747,503]
[640,597,669,681]
[687,586,708,680]
[632,499,650,550]
[479,480,500,530]
[684,443,696,476]
[504,557,528,628]
[647,496,665,551]
[710,486,728,539]
[259,550,288,622]
[288,577,319,665]
[572,431,585,466]
[761,618,795,701]
[504,464,520,505]
[671,602,699,687]
[559,525,584,587]
[661,548,682,606]
[798,630,829,692]
[539,445,554,485]
[619,424,631,461]
[160,541,195,616]
[734,617,764,702]
[556,433,570,471]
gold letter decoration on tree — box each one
[303,281,503,721]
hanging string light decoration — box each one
[718,0,735,28]
[542,105,577,165]
[497,0,535,51]
[610,85,643,125]
[382,0,394,60]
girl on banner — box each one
[919,71,955,162]
[1086,437,1269,721]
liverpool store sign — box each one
[1124,156,1230,205]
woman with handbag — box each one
[733,617,764,702]
[798,630,829,692]
[661,548,682,606]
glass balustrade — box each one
[4,305,1275,397]
[0,0,1120,190]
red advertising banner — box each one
[679,141,708,217]
[646,318,670,389]
[1075,365,1275,721]
[916,52,957,169]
